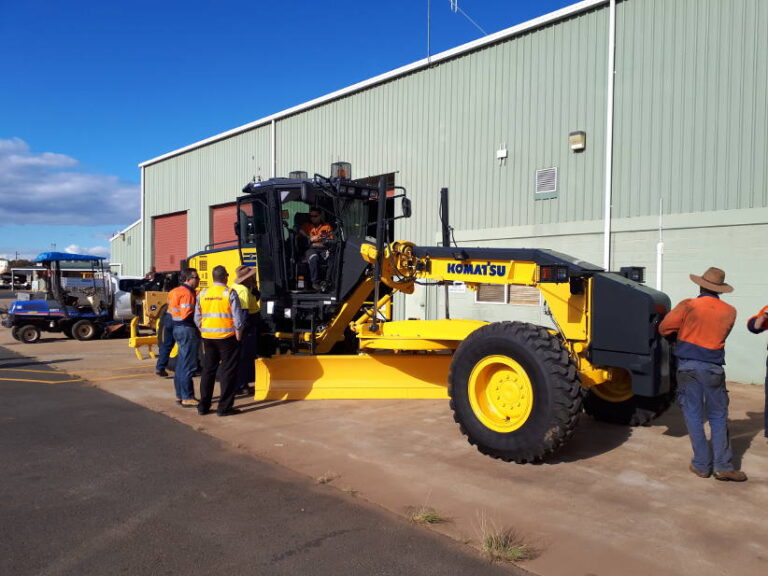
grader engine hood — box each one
[589,272,673,398]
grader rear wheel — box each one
[583,370,673,426]
[448,321,582,463]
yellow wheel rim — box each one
[468,355,534,433]
[591,370,633,403]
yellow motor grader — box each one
[167,164,673,463]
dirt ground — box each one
[1,329,766,576]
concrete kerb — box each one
[1,330,767,576]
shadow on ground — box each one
[0,358,82,369]
[544,413,632,464]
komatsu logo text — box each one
[446,263,507,277]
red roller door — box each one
[153,212,187,272]
[210,203,238,247]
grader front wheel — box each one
[448,321,582,463]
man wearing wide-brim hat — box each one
[659,267,747,481]
[231,265,261,396]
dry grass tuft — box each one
[408,506,446,525]
[315,471,340,485]
[477,513,537,563]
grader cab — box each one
[174,164,673,463]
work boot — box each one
[181,398,199,408]
[689,463,711,479]
[714,470,748,482]
[156,369,168,377]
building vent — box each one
[535,167,558,199]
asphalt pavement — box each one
[0,344,519,576]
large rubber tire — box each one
[61,323,74,339]
[11,326,21,341]
[72,319,97,341]
[18,324,41,344]
[448,321,583,463]
[583,388,673,426]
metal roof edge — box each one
[109,219,142,241]
[139,0,606,168]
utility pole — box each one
[427,0,431,62]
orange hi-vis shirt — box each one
[309,223,333,247]
[658,294,736,365]
[747,305,768,336]
[167,285,196,324]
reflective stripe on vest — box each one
[198,285,235,339]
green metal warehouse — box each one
[111,0,768,383]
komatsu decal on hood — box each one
[446,263,507,277]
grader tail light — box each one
[539,264,569,283]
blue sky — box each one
[0,0,577,261]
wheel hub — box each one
[468,355,533,432]
[591,370,633,403]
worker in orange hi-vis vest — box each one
[746,304,768,440]
[167,268,200,407]
[194,265,244,417]
[303,208,334,292]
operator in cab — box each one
[301,208,334,291]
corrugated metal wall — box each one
[276,7,608,247]
[109,221,142,276]
[613,0,768,217]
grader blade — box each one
[254,354,452,400]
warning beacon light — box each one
[331,161,352,180]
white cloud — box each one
[63,244,111,258]
[0,138,139,226]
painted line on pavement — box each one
[0,377,83,384]
[0,368,68,374]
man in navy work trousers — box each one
[659,267,747,482]
[155,310,175,378]
[195,265,244,417]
